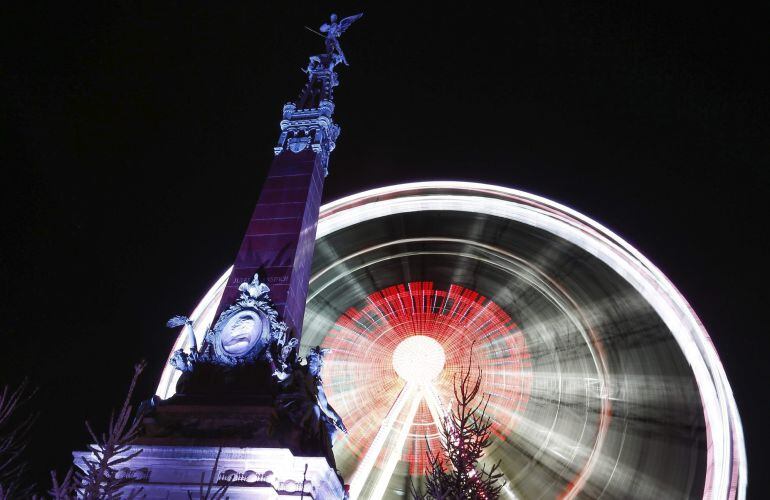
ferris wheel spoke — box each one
[423,383,450,446]
[348,382,416,500]
[370,385,424,500]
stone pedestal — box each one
[135,395,335,468]
[138,397,281,448]
[72,445,346,499]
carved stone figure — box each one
[275,347,347,469]
[169,349,194,373]
[269,337,299,381]
[319,13,363,67]
[212,307,270,360]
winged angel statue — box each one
[320,13,363,66]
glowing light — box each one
[316,181,746,499]
[343,282,526,498]
[348,383,417,500]
[157,181,745,500]
[321,282,530,476]
[392,335,446,384]
[370,385,423,500]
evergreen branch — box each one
[54,361,149,499]
[0,379,37,497]
[414,349,506,499]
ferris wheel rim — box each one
[157,180,746,499]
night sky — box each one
[1,2,767,495]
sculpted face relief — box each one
[221,310,262,356]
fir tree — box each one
[414,362,505,500]
[0,380,36,498]
[51,362,147,499]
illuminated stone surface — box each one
[73,446,344,499]
[75,14,363,499]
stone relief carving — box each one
[216,468,313,496]
[164,273,347,479]
[167,273,289,370]
[115,467,150,482]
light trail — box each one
[354,335,450,499]
[157,182,745,499]
[348,383,416,500]
[370,386,424,500]
[351,382,445,500]
[423,382,451,446]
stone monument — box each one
[74,13,363,499]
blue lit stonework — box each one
[215,13,362,338]
[73,14,363,499]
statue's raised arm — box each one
[319,12,363,66]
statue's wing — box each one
[337,13,363,35]
[166,315,189,328]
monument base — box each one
[72,445,346,499]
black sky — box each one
[1,2,768,495]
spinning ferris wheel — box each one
[157,181,745,500]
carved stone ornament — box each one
[201,274,288,366]
[210,307,270,362]
[288,135,312,153]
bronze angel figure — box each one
[320,12,363,66]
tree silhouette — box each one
[0,380,36,498]
[413,362,505,500]
[51,362,147,499]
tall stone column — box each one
[218,147,326,338]
[74,14,363,499]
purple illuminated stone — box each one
[214,148,326,339]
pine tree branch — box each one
[188,447,232,500]
[414,350,506,499]
[55,361,149,499]
[0,379,37,497]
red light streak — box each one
[321,282,532,474]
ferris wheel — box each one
[157,181,745,500]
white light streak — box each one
[370,385,423,500]
[156,181,745,500]
[348,383,416,500]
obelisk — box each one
[74,14,363,499]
